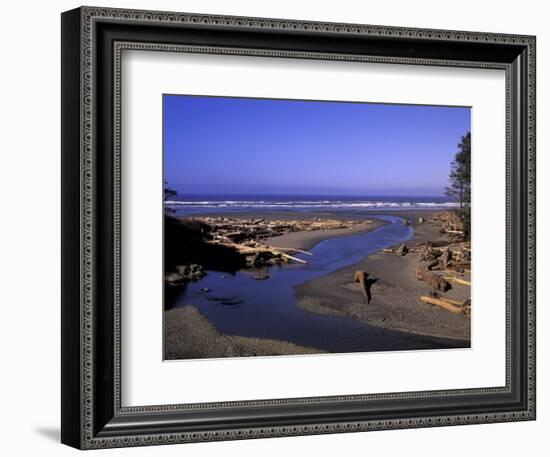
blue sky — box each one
[163,95,470,197]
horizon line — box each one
[166,193,453,199]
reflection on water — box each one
[166,216,462,352]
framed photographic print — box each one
[61,6,536,449]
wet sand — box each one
[295,217,471,342]
[165,305,322,360]
[265,220,387,251]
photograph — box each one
[57,4,537,450]
[162,95,472,360]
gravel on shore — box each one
[164,305,322,360]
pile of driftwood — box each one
[430,211,466,242]
[383,212,471,315]
[177,216,364,272]
[197,216,363,244]
[416,213,471,315]
[213,240,310,268]
[165,264,205,285]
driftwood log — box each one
[397,243,409,256]
[440,247,451,267]
[426,259,440,270]
[269,246,313,256]
[383,244,409,256]
[416,264,451,291]
[444,276,471,287]
[211,241,308,264]
[354,270,371,304]
[419,296,465,314]
[420,244,442,262]
[462,298,472,316]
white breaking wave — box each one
[164,199,459,209]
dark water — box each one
[167,215,464,353]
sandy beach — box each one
[164,208,471,359]
[294,214,471,341]
[165,305,322,360]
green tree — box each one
[445,132,471,239]
[163,181,177,202]
[164,181,177,214]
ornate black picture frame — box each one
[61,6,536,449]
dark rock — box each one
[206,296,242,305]
[220,298,243,306]
[175,264,205,280]
[165,272,185,285]
[252,274,270,280]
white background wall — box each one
[0,0,546,455]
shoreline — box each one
[263,219,387,251]
[165,209,470,356]
[176,210,388,253]
[165,305,322,359]
[294,212,471,342]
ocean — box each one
[164,194,458,216]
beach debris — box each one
[379,211,472,318]
[428,290,463,305]
[440,247,452,267]
[404,212,472,318]
[175,264,205,280]
[419,243,442,262]
[354,270,372,304]
[165,264,206,286]
[166,215,364,277]
[165,264,205,285]
[270,246,313,256]
[416,263,451,292]
[212,241,308,266]
[397,243,409,256]
[383,244,409,256]
[443,276,471,287]
[195,216,364,245]
[429,211,465,242]
[165,272,186,286]
[247,251,274,268]
[462,298,472,316]
[426,259,440,270]
[419,295,469,314]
